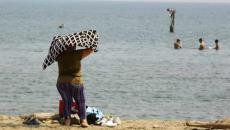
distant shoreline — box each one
[1,0,230,4]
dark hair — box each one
[199,38,203,43]
[215,39,219,43]
[176,39,180,42]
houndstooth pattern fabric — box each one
[42,30,99,70]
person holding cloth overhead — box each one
[42,30,99,127]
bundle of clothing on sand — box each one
[22,106,121,127]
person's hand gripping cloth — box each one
[42,30,99,70]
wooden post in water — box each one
[167,8,176,33]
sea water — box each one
[0,1,230,120]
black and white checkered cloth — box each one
[42,30,99,70]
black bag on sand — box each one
[87,113,99,125]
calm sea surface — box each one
[0,1,230,120]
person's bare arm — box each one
[82,48,93,59]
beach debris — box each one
[101,118,117,127]
[186,118,230,129]
[85,106,121,127]
[86,106,104,125]
[113,116,122,125]
[98,114,121,127]
[23,116,42,125]
[152,124,160,128]
[18,109,121,127]
[71,114,80,125]
[20,112,59,121]
[21,112,60,126]
[57,114,80,125]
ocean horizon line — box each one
[1,0,230,4]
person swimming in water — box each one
[198,38,206,50]
[174,39,182,49]
[213,39,219,50]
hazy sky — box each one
[65,0,229,3]
[1,0,230,3]
[99,0,230,3]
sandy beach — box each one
[1,1,230,130]
[1,114,230,130]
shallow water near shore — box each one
[0,1,230,120]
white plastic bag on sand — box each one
[99,115,121,127]
[113,117,121,125]
[101,118,117,127]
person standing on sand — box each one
[198,38,206,50]
[174,39,182,49]
[56,45,93,127]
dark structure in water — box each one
[167,8,175,33]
